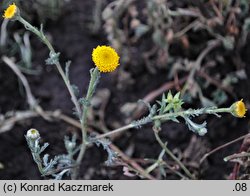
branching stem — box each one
[154,131,195,180]
[17,17,82,118]
[96,107,232,140]
[17,16,91,179]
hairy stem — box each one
[17,16,82,118]
[72,68,100,179]
[96,107,232,140]
[152,107,231,120]
[17,16,89,179]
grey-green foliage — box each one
[25,132,79,179]
[158,91,184,114]
[14,32,32,69]
[156,92,209,135]
[45,51,60,65]
[90,137,117,166]
[154,91,184,129]
[184,116,207,136]
[136,91,225,136]
[132,100,156,128]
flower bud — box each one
[26,129,40,140]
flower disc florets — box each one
[92,45,120,72]
[3,3,18,19]
[230,99,247,118]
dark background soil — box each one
[0,0,249,179]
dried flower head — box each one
[231,99,247,118]
[3,3,17,19]
[92,45,119,72]
[26,129,40,140]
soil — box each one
[0,0,249,180]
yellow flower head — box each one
[231,99,247,118]
[92,45,119,72]
[3,3,17,19]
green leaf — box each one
[71,85,79,97]
[65,61,71,80]
[163,103,173,113]
[159,94,166,114]
[159,165,166,178]
[45,51,60,65]
[173,92,180,101]
[166,91,173,102]
[173,103,182,112]
[170,116,180,123]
